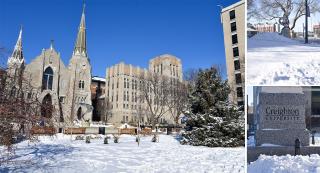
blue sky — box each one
[0,0,240,78]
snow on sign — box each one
[247,32,320,85]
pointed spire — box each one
[50,39,54,50]
[73,2,87,57]
[12,26,23,60]
[8,26,24,65]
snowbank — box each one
[247,32,320,85]
[248,154,320,173]
[0,134,244,173]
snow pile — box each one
[250,32,298,45]
[247,33,320,85]
[248,154,320,173]
[0,134,244,173]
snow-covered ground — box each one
[248,154,320,173]
[247,32,320,85]
[0,134,244,173]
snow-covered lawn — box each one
[247,32,320,85]
[248,154,320,173]
[0,134,244,173]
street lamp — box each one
[305,0,310,44]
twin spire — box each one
[9,3,88,65]
[73,3,87,57]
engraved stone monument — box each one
[255,87,310,146]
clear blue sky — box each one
[0,0,240,78]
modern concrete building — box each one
[105,54,183,126]
[221,0,245,109]
[7,5,92,127]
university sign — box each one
[264,106,300,121]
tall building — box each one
[221,0,245,109]
[6,4,92,127]
[105,54,183,126]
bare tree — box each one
[138,72,174,129]
[102,99,113,123]
[0,48,54,152]
[254,0,320,33]
[183,68,199,87]
[168,81,188,124]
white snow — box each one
[247,32,320,85]
[0,134,244,173]
[311,133,320,146]
[248,154,320,173]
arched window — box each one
[77,107,82,120]
[42,67,54,90]
[41,94,53,118]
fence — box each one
[30,126,56,135]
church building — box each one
[7,5,92,128]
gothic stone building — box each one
[7,7,92,127]
[105,55,183,126]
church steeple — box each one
[8,26,24,66]
[73,3,87,57]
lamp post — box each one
[305,0,309,44]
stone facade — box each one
[105,54,183,126]
[7,6,92,127]
[253,87,310,146]
[221,1,245,109]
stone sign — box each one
[255,91,310,146]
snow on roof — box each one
[92,76,106,82]
[247,28,257,32]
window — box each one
[229,10,235,20]
[231,22,237,32]
[42,67,54,90]
[238,101,244,111]
[59,96,65,103]
[236,87,243,98]
[132,79,134,89]
[127,79,129,88]
[233,47,239,57]
[124,78,126,88]
[234,60,240,70]
[232,34,238,44]
[127,91,129,101]
[235,73,242,84]
[78,81,84,89]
